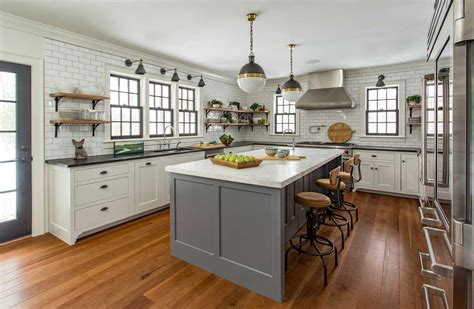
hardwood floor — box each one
[0,192,452,308]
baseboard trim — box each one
[354,188,419,199]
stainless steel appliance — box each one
[296,141,354,159]
[421,0,473,307]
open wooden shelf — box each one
[50,92,110,112]
[205,107,269,116]
[406,104,421,109]
[204,122,269,132]
[50,119,110,138]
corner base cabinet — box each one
[354,149,420,196]
[47,152,203,245]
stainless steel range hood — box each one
[295,69,355,110]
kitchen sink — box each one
[151,147,196,155]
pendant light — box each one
[237,13,266,93]
[281,44,303,102]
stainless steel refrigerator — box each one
[421,0,473,308]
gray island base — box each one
[166,148,342,302]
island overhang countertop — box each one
[165,147,344,188]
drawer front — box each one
[74,198,129,231]
[74,163,129,182]
[75,177,129,206]
[358,151,396,161]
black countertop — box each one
[45,141,420,167]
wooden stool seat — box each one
[339,171,351,181]
[295,192,331,209]
[317,178,346,191]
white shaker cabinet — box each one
[134,160,160,212]
[400,153,420,195]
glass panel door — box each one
[0,61,32,243]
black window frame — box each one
[274,95,297,134]
[149,81,174,138]
[365,86,399,136]
[109,74,143,139]
[178,86,198,137]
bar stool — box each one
[316,166,351,249]
[339,154,361,229]
[285,192,338,286]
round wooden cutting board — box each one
[327,122,353,143]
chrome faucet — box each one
[162,125,175,149]
[283,128,296,151]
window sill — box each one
[359,135,406,140]
[102,135,204,144]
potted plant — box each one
[250,103,261,111]
[223,111,233,123]
[406,95,422,105]
[208,99,223,108]
[219,134,234,146]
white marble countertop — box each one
[165,147,343,188]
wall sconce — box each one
[376,74,385,87]
[275,84,282,94]
[160,67,180,82]
[125,59,146,75]
[187,74,206,87]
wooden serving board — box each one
[191,143,225,149]
[327,122,353,143]
[209,157,262,169]
[256,155,306,161]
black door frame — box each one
[0,61,32,243]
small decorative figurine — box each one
[72,139,88,160]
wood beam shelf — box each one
[50,119,111,138]
[50,92,110,112]
[204,122,269,132]
[407,104,421,134]
[205,108,270,117]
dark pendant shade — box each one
[275,84,281,94]
[282,75,303,91]
[171,70,180,82]
[238,55,266,78]
[376,74,385,87]
[198,76,206,87]
[135,61,146,75]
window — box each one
[178,87,197,136]
[425,75,452,136]
[274,95,296,134]
[149,81,173,137]
[365,86,399,135]
[110,74,142,139]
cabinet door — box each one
[134,160,160,212]
[374,161,396,191]
[356,161,375,189]
[401,154,419,194]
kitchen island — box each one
[165,147,342,302]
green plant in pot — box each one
[219,134,234,146]
[250,103,261,111]
[208,99,223,108]
[223,111,233,123]
[406,95,422,105]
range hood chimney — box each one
[295,69,355,110]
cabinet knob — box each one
[100,184,108,189]
[402,160,406,163]
[375,167,378,170]
[146,162,152,166]
[100,207,109,212]
[99,170,108,175]
[370,167,374,170]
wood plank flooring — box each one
[0,192,453,308]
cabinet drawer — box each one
[74,198,129,231]
[358,151,396,161]
[74,177,129,206]
[74,163,129,182]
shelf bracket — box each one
[91,99,103,110]
[54,123,62,138]
[91,124,101,136]
[54,96,63,112]
[223,125,228,132]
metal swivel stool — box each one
[338,154,361,229]
[316,166,351,250]
[285,192,338,286]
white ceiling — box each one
[0,0,433,79]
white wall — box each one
[242,62,431,148]
[44,39,246,160]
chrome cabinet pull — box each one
[422,284,449,309]
[423,227,453,277]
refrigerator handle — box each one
[453,219,474,270]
